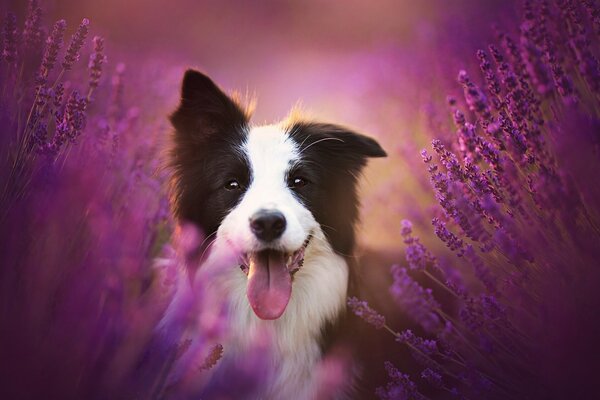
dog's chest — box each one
[214,243,349,399]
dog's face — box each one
[169,70,385,320]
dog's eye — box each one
[289,176,308,189]
[225,180,241,190]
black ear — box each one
[338,129,387,158]
[288,122,387,160]
[169,69,248,139]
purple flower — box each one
[375,362,427,400]
[420,368,443,389]
[32,121,48,154]
[498,32,544,125]
[2,12,18,64]
[53,83,64,111]
[396,330,439,356]
[432,139,464,182]
[463,161,501,202]
[476,49,502,111]
[488,44,518,94]
[62,18,89,70]
[452,109,484,160]
[479,295,505,321]
[390,264,440,332]
[459,298,484,332]
[108,62,126,118]
[88,35,106,98]
[582,0,600,37]
[519,14,553,96]
[457,69,492,125]
[562,0,600,95]
[400,219,436,271]
[65,90,87,141]
[37,19,67,86]
[400,219,414,237]
[22,0,43,52]
[475,136,501,172]
[347,296,385,329]
[432,217,464,255]
[49,90,87,153]
[537,1,578,102]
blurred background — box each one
[3,0,516,251]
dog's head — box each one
[169,70,385,320]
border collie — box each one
[161,69,386,399]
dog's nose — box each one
[250,210,286,242]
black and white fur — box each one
[162,70,386,399]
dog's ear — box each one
[289,122,386,162]
[330,127,387,158]
[170,69,248,140]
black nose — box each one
[250,210,286,242]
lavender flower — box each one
[48,90,87,154]
[65,90,87,142]
[396,330,439,356]
[479,295,505,321]
[457,70,492,125]
[62,18,89,70]
[452,109,484,159]
[562,0,600,95]
[32,121,48,153]
[2,12,18,64]
[458,298,484,333]
[53,83,64,111]
[376,362,427,400]
[37,19,67,86]
[582,0,600,37]
[476,49,502,111]
[420,368,443,389]
[519,1,553,95]
[400,220,436,271]
[347,296,385,329]
[432,217,464,255]
[538,1,577,102]
[390,264,441,332]
[22,0,43,52]
[88,35,106,97]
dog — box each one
[161,69,386,399]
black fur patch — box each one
[169,70,251,237]
[286,121,386,256]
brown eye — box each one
[225,180,241,190]
[290,176,308,189]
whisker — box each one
[319,223,339,233]
[197,230,219,251]
[299,137,345,156]
[198,237,219,264]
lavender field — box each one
[1,0,600,399]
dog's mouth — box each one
[239,235,311,320]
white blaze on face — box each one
[218,123,318,254]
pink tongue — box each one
[247,250,292,320]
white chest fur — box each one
[221,232,348,399]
